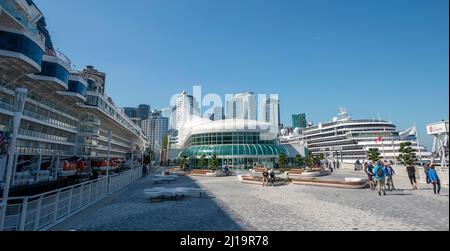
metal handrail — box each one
[0,167,142,231]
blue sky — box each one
[37,0,448,148]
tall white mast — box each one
[414,123,423,164]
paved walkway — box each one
[51,167,449,231]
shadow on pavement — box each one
[51,167,243,231]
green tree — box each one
[305,154,315,169]
[179,155,189,172]
[143,154,151,166]
[278,153,287,169]
[398,142,417,166]
[198,155,207,169]
[318,153,325,161]
[368,148,381,163]
[162,135,169,149]
[294,155,304,168]
[209,154,220,171]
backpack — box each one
[377,167,383,176]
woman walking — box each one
[406,163,418,190]
[428,164,441,195]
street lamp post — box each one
[106,129,112,193]
[130,142,134,169]
[1,88,28,230]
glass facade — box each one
[180,130,287,169]
[182,144,287,157]
[68,80,87,96]
[0,31,43,66]
[292,113,307,128]
[37,61,70,84]
[186,132,276,146]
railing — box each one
[0,100,77,131]
[15,146,73,156]
[0,83,79,120]
[18,128,74,143]
[0,0,46,49]
[0,167,142,231]
[22,110,77,131]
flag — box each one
[375,137,382,142]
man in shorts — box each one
[364,161,375,190]
[406,163,418,190]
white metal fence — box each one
[0,167,142,231]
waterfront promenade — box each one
[51,168,449,231]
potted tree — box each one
[278,153,287,174]
[368,148,382,163]
[179,155,190,173]
[198,154,207,170]
[209,154,220,173]
[295,154,304,169]
[305,154,315,171]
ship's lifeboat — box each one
[61,160,77,177]
[92,159,119,172]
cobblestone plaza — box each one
[52,168,449,231]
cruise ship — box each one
[0,0,147,194]
[280,108,431,164]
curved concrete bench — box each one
[292,178,368,189]
[241,179,288,186]
[143,187,205,201]
[300,170,331,177]
[240,176,289,186]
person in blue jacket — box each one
[428,164,441,195]
[373,161,386,196]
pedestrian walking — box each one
[428,164,441,195]
[384,162,395,191]
[355,159,361,171]
[373,161,387,196]
[364,161,375,190]
[262,170,269,187]
[406,163,418,190]
[424,162,431,184]
[269,169,276,186]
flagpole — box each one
[414,123,423,164]
[381,128,386,160]
[392,138,396,162]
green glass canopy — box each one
[180,144,288,158]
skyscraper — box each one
[175,90,198,130]
[225,95,236,119]
[141,110,169,151]
[138,104,151,120]
[124,104,151,127]
[212,105,224,121]
[292,113,307,129]
[234,92,257,120]
[161,106,175,129]
[264,97,281,130]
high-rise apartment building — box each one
[292,113,307,129]
[175,90,199,130]
[264,96,281,130]
[141,110,169,151]
[235,92,257,120]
